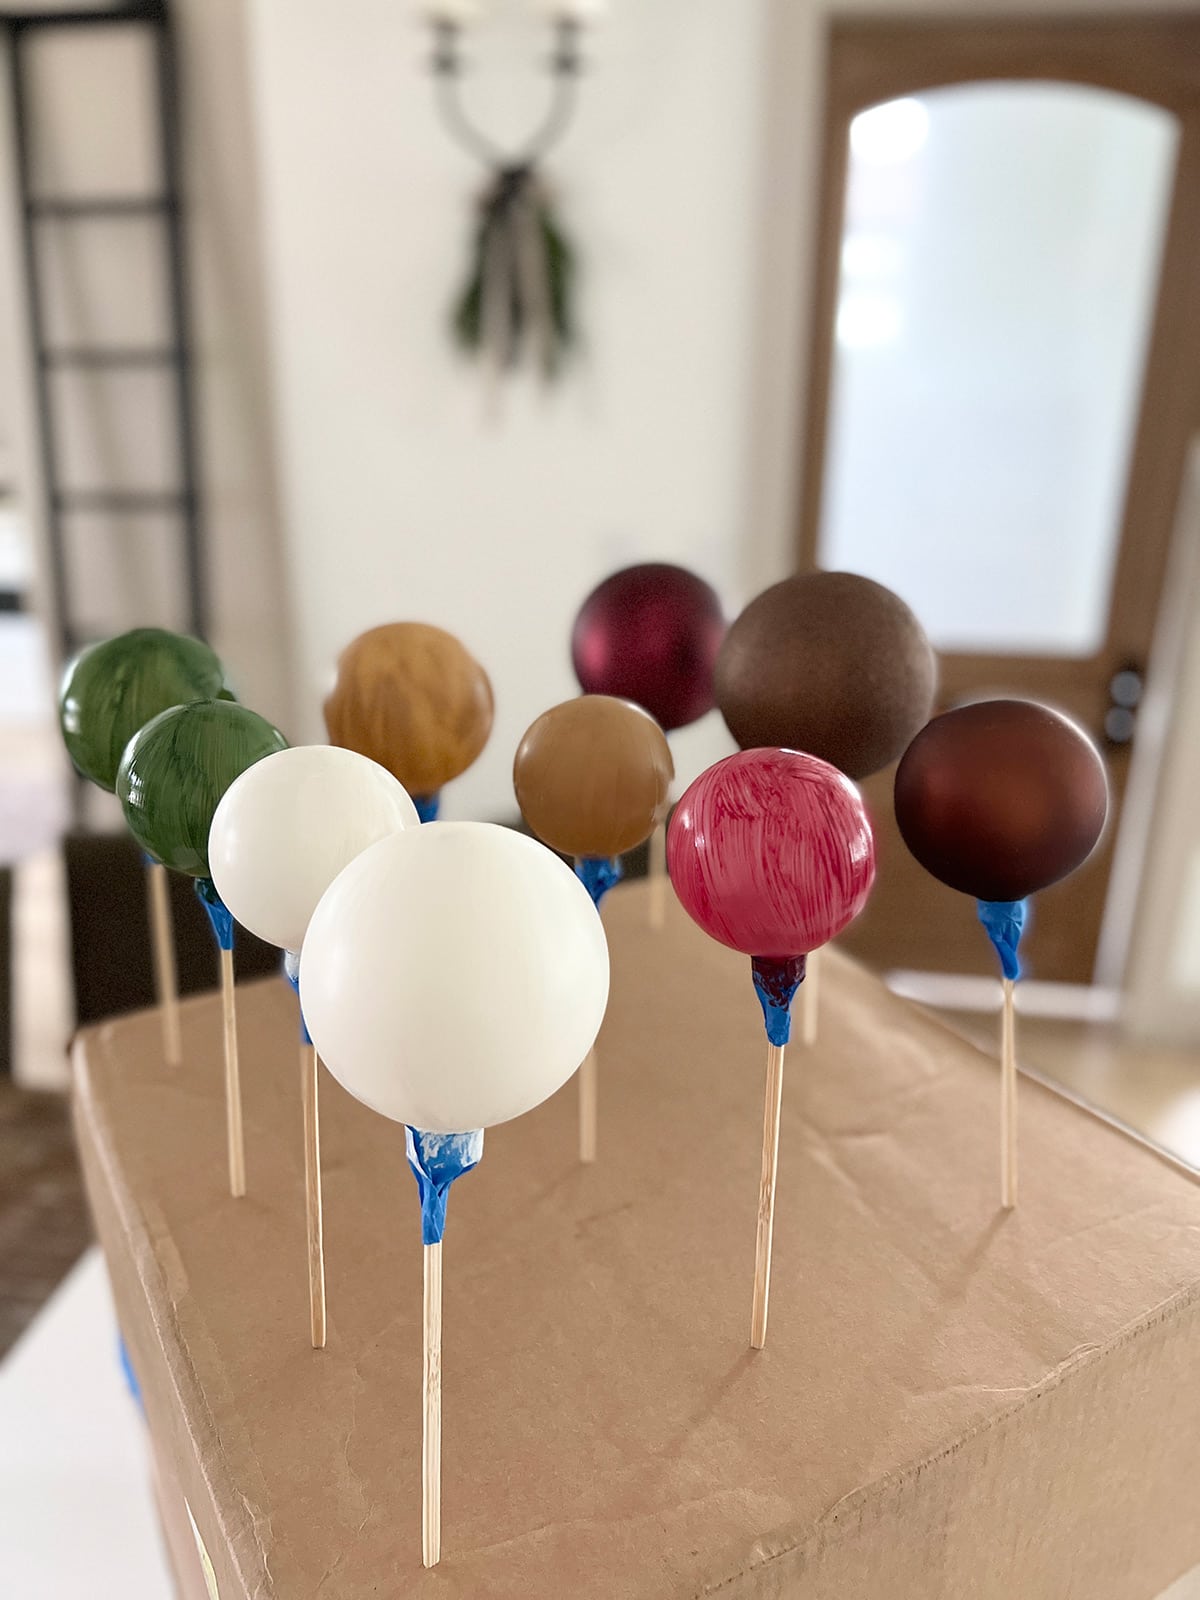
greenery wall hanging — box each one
[427,8,597,381]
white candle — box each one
[534,0,606,18]
[424,0,484,23]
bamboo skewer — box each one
[146,862,181,1066]
[800,947,820,1047]
[578,1048,598,1164]
[301,1043,327,1347]
[422,1241,443,1569]
[219,948,246,1198]
[648,818,667,929]
[750,1040,786,1349]
[1000,977,1018,1209]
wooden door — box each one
[800,17,1200,983]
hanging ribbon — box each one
[453,165,575,380]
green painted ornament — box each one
[59,628,232,793]
[117,700,288,879]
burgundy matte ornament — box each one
[893,699,1109,903]
[571,563,725,733]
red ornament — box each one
[571,563,725,733]
[667,748,876,960]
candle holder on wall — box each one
[428,12,594,380]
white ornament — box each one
[300,822,610,1132]
[209,745,419,955]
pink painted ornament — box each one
[667,748,875,1041]
[670,747,876,1350]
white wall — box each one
[246,0,768,816]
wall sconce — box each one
[424,3,604,380]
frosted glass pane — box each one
[819,84,1178,656]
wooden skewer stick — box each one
[648,818,667,929]
[145,862,181,1066]
[219,947,246,1198]
[422,1240,443,1569]
[750,1040,786,1349]
[1000,977,1018,1210]
[578,1048,598,1164]
[302,1043,327,1348]
[800,947,820,1047]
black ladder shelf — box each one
[4,0,206,659]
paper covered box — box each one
[73,882,1200,1598]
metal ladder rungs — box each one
[52,488,192,515]
[8,2,206,656]
[26,195,176,219]
[41,349,180,369]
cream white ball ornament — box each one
[299,821,610,1132]
[208,744,419,954]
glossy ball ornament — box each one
[571,562,725,732]
[118,700,288,877]
[893,698,1109,903]
[714,571,936,779]
[667,747,876,959]
[300,823,610,1133]
[58,627,229,792]
[514,694,674,859]
[208,745,419,954]
[323,623,493,799]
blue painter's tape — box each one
[195,877,234,950]
[575,855,623,910]
[751,954,807,1047]
[977,899,1027,981]
[414,793,440,824]
[118,1334,144,1416]
[406,1126,484,1245]
[282,950,311,1045]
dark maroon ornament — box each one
[893,699,1109,903]
[571,563,725,733]
[714,571,937,780]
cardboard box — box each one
[73,880,1200,1598]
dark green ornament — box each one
[59,628,232,793]
[117,700,288,878]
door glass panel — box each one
[819,83,1179,656]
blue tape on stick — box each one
[194,877,234,950]
[406,1127,484,1245]
[575,855,623,910]
[282,950,311,1045]
[751,954,807,1047]
[118,1335,144,1416]
[414,793,441,824]
[976,898,1028,981]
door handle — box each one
[1103,660,1144,747]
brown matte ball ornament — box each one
[714,571,937,780]
[514,695,674,859]
[894,699,1109,903]
[324,623,494,800]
